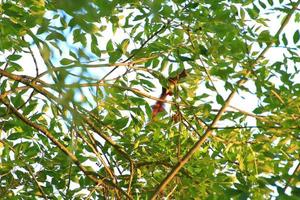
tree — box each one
[0,0,299,199]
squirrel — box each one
[151,69,187,118]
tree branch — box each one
[150,1,300,198]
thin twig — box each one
[211,125,298,130]
[166,185,177,199]
[37,56,157,79]
[79,125,117,183]
[270,89,285,104]
[98,21,170,82]
[85,181,102,200]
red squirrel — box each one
[151,70,187,118]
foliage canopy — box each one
[0,0,300,199]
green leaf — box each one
[178,56,193,61]
[224,188,242,196]
[106,39,114,52]
[7,132,21,140]
[236,172,246,184]
[41,43,51,61]
[114,117,129,129]
[23,101,38,115]
[7,54,22,61]
[0,79,8,94]
[216,94,224,105]
[259,1,266,9]
[140,79,155,89]
[7,62,23,72]
[133,15,146,21]
[267,0,273,6]
[11,94,24,107]
[240,8,245,20]
[134,140,139,149]
[159,59,168,71]
[60,58,74,65]
[246,7,259,19]
[295,13,300,23]
[258,30,272,44]
[109,51,122,63]
[24,145,40,158]
[46,31,66,41]
[293,30,300,44]
[199,44,208,56]
[30,113,43,121]
[120,39,130,54]
[282,33,288,46]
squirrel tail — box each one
[151,88,168,118]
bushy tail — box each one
[151,88,168,118]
